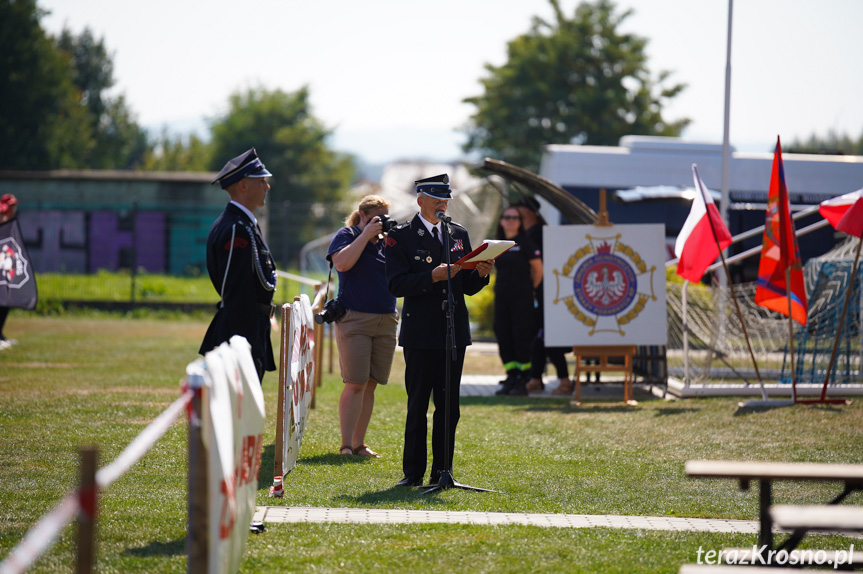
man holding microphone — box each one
[385,174,493,487]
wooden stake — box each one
[76,447,97,574]
[274,304,289,478]
[187,388,208,574]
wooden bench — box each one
[571,345,636,406]
[771,504,863,532]
[685,460,863,551]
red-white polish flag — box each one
[835,195,863,239]
[819,188,863,229]
[674,164,733,283]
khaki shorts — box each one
[334,309,398,385]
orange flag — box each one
[754,137,808,325]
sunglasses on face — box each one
[500,215,519,221]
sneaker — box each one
[526,378,545,393]
[0,340,11,351]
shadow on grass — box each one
[258,443,276,490]
[653,407,700,416]
[123,537,184,557]
[339,486,477,506]
[258,443,371,489]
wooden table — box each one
[571,345,636,406]
[685,460,863,550]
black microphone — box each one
[435,210,452,224]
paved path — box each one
[460,373,668,401]
[258,345,684,533]
[253,506,762,533]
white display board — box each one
[543,224,667,346]
[200,336,265,574]
[281,294,314,476]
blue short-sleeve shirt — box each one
[327,226,397,314]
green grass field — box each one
[0,314,860,573]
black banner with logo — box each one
[0,218,38,310]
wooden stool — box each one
[571,345,637,406]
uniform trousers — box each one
[402,346,466,479]
[493,290,536,368]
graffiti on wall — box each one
[19,210,168,273]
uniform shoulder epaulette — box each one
[449,221,467,231]
[394,221,411,231]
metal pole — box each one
[720,0,734,249]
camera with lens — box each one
[378,214,398,233]
[314,297,346,325]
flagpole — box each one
[683,280,690,387]
[811,237,860,403]
[786,267,798,402]
[694,166,766,400]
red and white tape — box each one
[0,389,194,574]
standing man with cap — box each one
[200,148,277,382]
[385,174,494,487]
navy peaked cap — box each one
[415,173,452,199]
[212,148,272,189]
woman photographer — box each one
[327,195,398,457]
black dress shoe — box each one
[396,476,422,487]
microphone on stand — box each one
[435,210,452,224]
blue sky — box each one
[40,0,863,164]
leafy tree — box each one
[56,27,149,169]
[461,0,689,173]
[0,2,148,169]
[143,130,212,172]
[786,129,863,156]
[208,86,356,266]
[0,0,90,169]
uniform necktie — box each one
[432,226,442,258]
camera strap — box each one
[323,225,360,303]
[324,260,335,303]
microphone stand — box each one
[421,215,496,494]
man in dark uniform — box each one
[385,174,494,487]
[200,148,277,382]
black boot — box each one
[495,370,520,395]
[507,372,529,395]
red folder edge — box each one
[453,241,515,269]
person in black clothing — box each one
[385,174,493,487]
[200,148,277,382]
[516,197,574,395]
[493,206,543,396]
[0,194,19,350]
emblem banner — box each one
[543,224,667,346]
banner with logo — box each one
[0,218,38,310]
[281,295,314,475]
[543,224,667,346]
[200,336,265,574]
